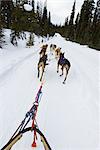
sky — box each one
[35,0,97,25]
[35,0,84,25]
[47,0,83,25]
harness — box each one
[1,83,52,150]
[39,54,47,65]
[59,57,66,65]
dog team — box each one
[37,43,71,84]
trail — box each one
[0,33,99,150]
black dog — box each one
[57,52,71,84]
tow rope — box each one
[1,82,52,150]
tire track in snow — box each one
[0,55,38,148]
[0,50,39,85]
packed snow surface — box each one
[0,30,99,150]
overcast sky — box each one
[47,0,83,25]
[35,0,84,25]
[35,0,97,25]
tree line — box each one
[0,0,100,50]
[60,0,100,50]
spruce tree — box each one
[10,5,24,45]
[75,13,79,30]
[65,17,69,26]
[15,0,20,5]
[76,0,95,44]
[41,0,48,36]
[32,0,35,13]
[74,12,79,39]
[26,33,34,47]
[90,0,100,50]
[42,2,47,22]
[0,0,14,28]
[36,1,41,19]
[63,17,69,38]
[48,11,51,25]
[11,6,23,33]
[68,0,76,40]
[0,9,5,48]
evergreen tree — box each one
[76,0,95,44]
[62,17,69,37]
[68,0,76,40]
[10,5,25,45]
[90,0,100,50]
[32,0,35,12]
[36,1,41,19]
[75,12,79,29]
[74,12,80,39]
[0,9,5,48]
[65,17,69,26]
[11,6,23,33]
[10,30,18,46]
[48,11,51,25]
[15,0,20,5]
[16,0,26,6]
[69,0,76,25]
[0,0,14,28]
[42,1,47,22]
[41,0,49,36]
[26,33,34,47]
[14,0,24,6]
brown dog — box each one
[38,51,48,81]
[50,44,57,55]
[55,47,61,59]
[39,44,48,57]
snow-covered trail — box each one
[0,33,99,150]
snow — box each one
[0,29,99,150]
[24,4,33,12]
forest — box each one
[0,0,100,50]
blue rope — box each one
[19,90,43,132]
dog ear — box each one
[54,44,56,47]
[62,52,65,56]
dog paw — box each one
[63,81,65,84]
[60,74,63,76]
